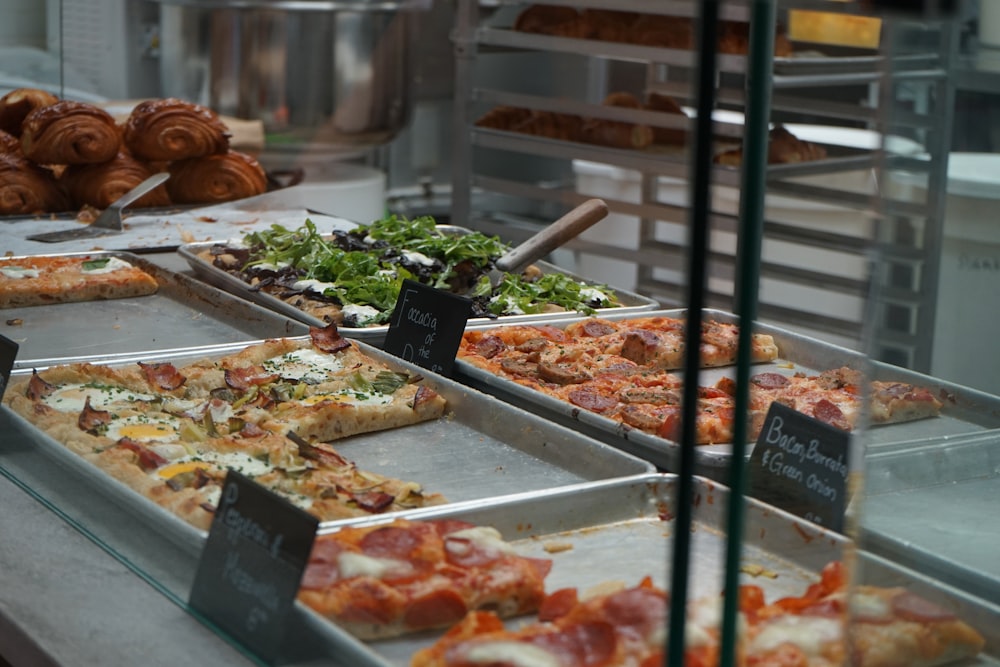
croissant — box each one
[713,125,828,166]
[475,106,534,131]
[167,150,267,204]
[0,129,20,154]
[580,10,639,42]
[0,152,70,215]
[580,92,653,150]
[20,101,121,165]
[645,92,688,146]
[514,5,590,38]
[0,88,58,137]
[123,98,230,162]
[61,151,172,209]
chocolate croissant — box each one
[0,129,20,154]
[0,152,70,215]
[0,88,58,137]
[123,98,230,162]
[61,151,172,209]
[167,150,267,204]
[20,101,121,165]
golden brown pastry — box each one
[0,88,59,137]
[0,129,20,154]
[123,98,230,162]
[713,125,828,166]
[645,92,688,145]
[475,106,534,131]
[20,101,121,165]
[167,150,267,204]
[514,5,590,38]
[631,14,694,49]
[0,152,70,215]
[60,151,172,209]
[580,92,654,150]
[580,10,639,42]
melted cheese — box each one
[401,250,435,266]
[261,348,345,383]
[1,266,40,279]
[462,642,561,667]
[750,615,842,656]
[155,450,273,479]
[43,384,158,412]
[81,256,133,274]
[445,526,516,557]
[850,591,891,621]
[336,552,410,580]
[341,303,381,326]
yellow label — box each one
[788,10,882,49]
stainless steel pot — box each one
[155,0,416,154]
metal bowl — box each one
[155,0,416,155]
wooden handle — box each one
[496,198,609,274]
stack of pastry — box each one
[0,89,268,215]
[513,5,794,57]
[713,124,828,166]
[475,91,688,150]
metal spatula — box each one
[487,197,609,286]
[27,172,170,243]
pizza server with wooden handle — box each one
[484,197,610,288]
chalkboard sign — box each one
[0,332,18,402]
[748,402,850,533]
[383,279,472,376]
[189,471,318,662]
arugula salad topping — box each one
[212,215,619,326]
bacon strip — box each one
[224,366,280,391]
[137,361,186,391]
[27,370,57,400]
[353,490,396,513]
[115,437,169,471]
[411,385,440,410]
[77,397,111,433]
[310,323,351,353]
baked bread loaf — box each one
[0,88,58,137]
[645,92,688,145]
[60,151,172,209]
[123,98,230,162]
[167,150,267,204]
[0,152,70,215]
[20,101,121,165]
[580,92,654,150]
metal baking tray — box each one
[859,432,1000,604]
[177,225,660,347]
[456,308,1000,476]
[3,250,309,369]
[1,335,653,546]
[292,473,1000,666]
[773,50,939,77]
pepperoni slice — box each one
[300,562,340,590]
[620,329,660,365]
[699,386,729,399]
[581,320,617,338]
[526,621,617,667]
[891,591,956,622]
[568,389,618,412]
[656,407,682,441]
[27,370,57,400]
[138,361,186,391]
[359,524,422,559]
[751,372,790,390]
[538,588,579,622]
[403,589,469,630]
[310,536,348,563]
[812,398,850,430]
[429,519,476,538]
[309,323,351,353]
[602,586,666,636]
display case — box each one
[1,0,1000,665]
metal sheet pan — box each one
[177,226,659,347]
[772,50,938,76]
[456,309,1000,476]
[860,433,1000,603]
[2,335,653,538]
[292,473,1000,666]
[3,250,309,368]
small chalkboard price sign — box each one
[383,278,472,376]
[748,402,850,533]
[0,332,19,402]
[189,471,318,663]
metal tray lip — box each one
[458,308,1000,469]
[177,230,659,343]
[5,249,311,369]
